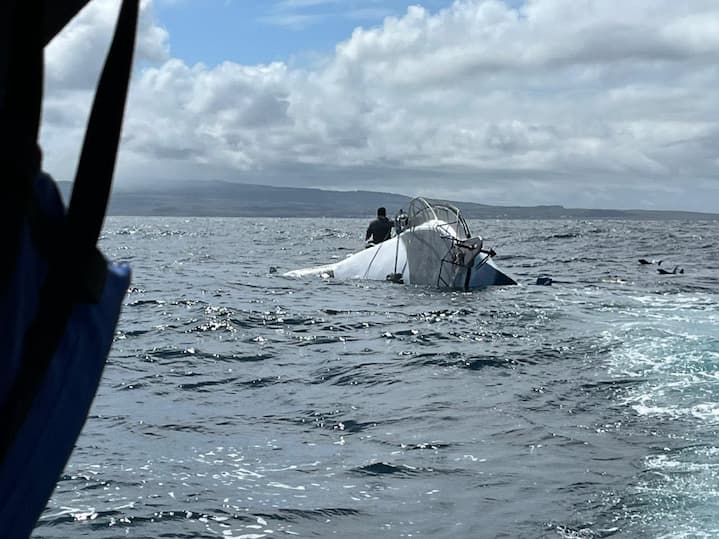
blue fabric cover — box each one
[0,172,130,539]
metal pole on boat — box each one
[386,210,405,284]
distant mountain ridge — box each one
[56,180,719,220]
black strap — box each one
[42,0,92,46]
[0,0,139,464]
[0,0,44,292]
[1,2,43,159]
[67,0,138,261]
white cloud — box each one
[258,13,325,30]
[44,0,169,90]
[261,0,394,29]
[40,0,719,211]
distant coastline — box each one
[57,180,718,220]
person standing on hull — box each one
[365,207,393,246]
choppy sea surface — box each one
[33,217,718,539]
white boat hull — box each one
[284,219,517,289]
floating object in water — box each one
[535,276,553,286]
[657,265,684,275]
[638,258,662,265]
[284,197,517,290]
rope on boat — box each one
[363,242,384,279]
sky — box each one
[39,0,719,211]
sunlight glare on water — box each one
[32,217,719,538]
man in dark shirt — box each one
[365,207,393,245]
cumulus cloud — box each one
[40,0,719,211]
[45,0,169,89]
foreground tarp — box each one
[0,175,131,538]
[0,1,137,537]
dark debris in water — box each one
[269,507,364,521]
[352,462,422,477]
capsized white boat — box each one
[284,197,518,289]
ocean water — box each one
[33,217,718,539]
